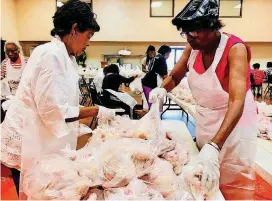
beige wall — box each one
[16,0,55,41]
[2,0,270,42]
[250,43,272,69]
[85,41,272,69]
[1,0,18,40]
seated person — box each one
[101,64,137,113]
[251,63,265,97]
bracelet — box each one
[208,142,220,152]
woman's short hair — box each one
[253,63,260,69]
[107,64,120,74]
[103,66,109,76]
[158,45,171,55]
[51,0,100,37]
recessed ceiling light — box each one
[57,1,64,7]
[234,4,241,9]
[151,1,163,8]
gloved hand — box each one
[183,143,220,200]
[97,106,115,120]
[149,87,167,104]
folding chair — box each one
[264,74,272,99]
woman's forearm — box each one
[78,105,99,119]
[161,75,178,92]
[211,100,244,149]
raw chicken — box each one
[22,154,90,200]
[170,78,195,105]
[104,178,164,200]
[161,144,190,175]
[257,112,272,140]
[133,104,167,140]
[140,158,178,197]
[180,157,220,201]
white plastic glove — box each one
[197,143,220,193]
[149,87,167,104]
[183,143,220,200]
[97,106,115,120]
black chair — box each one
[79,76,92,106]
[264,74,272,99]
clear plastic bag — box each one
[104,178,164,200]
[22,154,90,200]
[133,103,166,140]
[140,158,178,197]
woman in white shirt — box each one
[1,0,114,197]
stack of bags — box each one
[256,102,272,140]
[170,78,195,105]
[22,104,220,200]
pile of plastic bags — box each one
[22,104,220,200]
[256,102,272,140]
[170,78,195,105]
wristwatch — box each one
[208,141,220,152]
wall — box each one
[11,0,272,42]
[1,0,18,40]
[85,41,272,69]
[15,0,55,41]
[249,43,272,69]
[85,41,186,68]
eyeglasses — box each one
[5,49,19,54]
[180,31,199,39]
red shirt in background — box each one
[252,69,266,86]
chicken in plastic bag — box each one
[83,139,156,188]
[140,158,178,197]
[22,154,90,200]
[180,158,220,200]
[133,103,166,140]
[105,178,164,200]
[257,112,272,140]
[160,132,190,175]
[161,144,190,175]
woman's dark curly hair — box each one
[51,0,100,37]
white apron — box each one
[6,57,26,96]
[187,33,257,200]
[19,37,80,199]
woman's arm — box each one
[161,44,191,92]
[211,43,249,149]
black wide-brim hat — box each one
[172,0,219,31]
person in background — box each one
[0,0,115,197]
[265,61,272,76]
[101,64,137,113]
[251,63,265,97]
[103,66,109,76]
[265,62,272,98]
[142,45,156,72]
[1,41,29,122]
[149,0,256,199]
[141,45,171,109]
